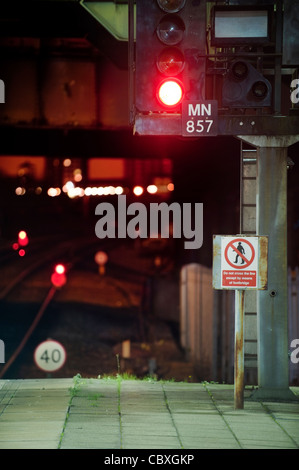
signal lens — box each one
[232,61,249,80]
[157,47,184,76]
[252,80,268,99]
[157,79,183,107]
[157,0,186,13]
[156,15,185,45]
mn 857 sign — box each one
[182,100,218,136]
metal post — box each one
[255,145,294,400]
[234,289,245,409]
[237,135,299,401]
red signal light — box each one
[157,79,184,107]
[55,264,65,275]
[51,264,67,288]
[18,230,29,247]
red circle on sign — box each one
[224,238,255,269]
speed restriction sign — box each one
[34,339,66,372]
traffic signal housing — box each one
[135,0,206,115]
[222,60,272,108]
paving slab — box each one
[0,378,298,450]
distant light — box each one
[47,187,61,197]
[55,264,65,275]
[167,182,175,191]
[115,186,124,195]
[18,230,29,247]
[18,230,27,240]
[67,187,84,199]
[12,242,19,251]
[35,187,42,195]
[15,187,26,196]
[147,184,158,194]
[63,159,72,167]
[74,169,82,182]
[18,249,26,257]
[62,181,74,193]
[94,251,108,266]
[133,186,144,196]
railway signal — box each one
[51,263,67,288]
[18,230,29,247]
[222,60,272,108]
[12,230,29,256]
[135,0,206,115]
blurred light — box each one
[35,187,42,195]
[51,263,67,288]
[94,251,108,266]
[12,242,19,251]
[74,169,82,182]
[133,186,144,196]
[47,187,61,197]
[63,159,72,167]
[62,181,74,193]
[55,264,65,275]
[18,230,29,247]
[147,184,158,194]
[115,186,124,195]
[67,187,84,198]
[167,182,175,191]
[18,249,26,257]
[15,187,26,196]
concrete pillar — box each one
[237,135,299,400]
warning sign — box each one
[212,235,268,291]
[221,237,258,289]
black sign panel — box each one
[182,100,218,136]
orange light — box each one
[157,79,183,107]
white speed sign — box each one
[34,340,66,372]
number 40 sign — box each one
[34,339,66,373]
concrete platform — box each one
[0,377,298,450]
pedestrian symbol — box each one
[224,238,255,270]
[234,242,245,265]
